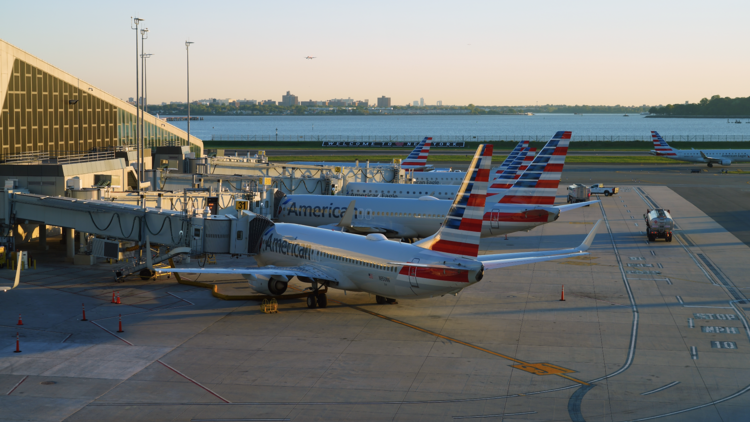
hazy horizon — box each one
[4,1,748,107]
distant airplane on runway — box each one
[650,131,750,167]
[305,56,316,59]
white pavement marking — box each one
[624,384,750,422]
[453,411,537,419]
[688,318,694,328]
[158,360,231,404]
[676,296,684,305]
[89,320,133,346]
[690,346,698,360]
[641,381,680,396]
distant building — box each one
[354,100,369,107]
[377,96,391,108]
[413,101,419,107]
[328,97,354,107]
[301,99,329,107]
[420,98,424,107]
[262,100,277,106]
[281,91,299,106]
[239,100,257,105]
[436,100,443,106]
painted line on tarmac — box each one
[453,411,537,419]
[6,375,27,395]
[623,384,750,421]
[192,419,290,422]
[158,360,230,404]
[690,346,698,360]
[89,320,133,346]
[640,381,680,396]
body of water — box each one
[166,114,750,141]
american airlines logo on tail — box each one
[401,137,432,171]
[427,144,493,257]
[494,140,529,175]
[498,131,571,205]
[651,131,676,156]
[487,147,535,194]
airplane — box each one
[409,140,530,185]
[650,131,750,167]
[0,253,22,292]
[288,137,434,171]
[343,147,536,200]
[277,131,598,239]
[305,56,316,60]
[155,144,601,307]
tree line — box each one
[649,95,750,116]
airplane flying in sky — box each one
[156,144,600,307]
[305,56,316,59]
[289,137,434,171]
[277,131,597,239]
[650,131,750,167]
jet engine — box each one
[721,159,732,166]
[249,277,288,296]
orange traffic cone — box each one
[560,285,565,301]
[17,314,23,326]
[116,292,121,305]
[111,292,116,303]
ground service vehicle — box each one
[644,208,674,242]
[567,184,591,203]
[589,183,619,196]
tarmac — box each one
[1,184,749,421]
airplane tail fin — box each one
[487,147,533,195]
[492,140,529,177]
[651,131,676,156]
[401,137,432,171]
[493,131,571,206]
[416,144,493,257]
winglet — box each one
[1,253,22,292]
[337,200,356,228]
[575,219,602,253]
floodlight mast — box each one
[140,27,149,186]
[131,17,144,186]
[186,41,194,150]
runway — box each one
[1,186,748,421]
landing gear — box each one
[317,293,328,308]
[139,269,155,280]
[376,295,398,305]
[306,294,317,309]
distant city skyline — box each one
[4,1,748,106]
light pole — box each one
[141,53,153,113]
[185,41,194,150]
[131,17,144,184]
[140,28,149,185]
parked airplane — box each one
[410,140,530,185]
[156,145,600,307]
[343,147,536,200]
[278,131,596,239]
[288,137,434,171]
[650,131,750,167]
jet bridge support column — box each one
[39,224,48,250]
[65,228,75,260]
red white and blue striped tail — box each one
[492,140,529,177]
[487,147,533,195]
[418,144,493,257]
[401,137,432,171]
[651,131,676,156]
[495,131,571,206]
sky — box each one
[3,0,749,106]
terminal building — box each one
[0,38,202,158]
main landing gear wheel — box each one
[317,293,328,308]
[306,294,317,309]
[376,295,387,304]
[386,298,399,304]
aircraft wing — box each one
[555,200,600,212]
[153,264,336,282]
[478,219,601,264]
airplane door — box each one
[490,210,500,229]
[409,258,419,288]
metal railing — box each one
[211,135,750,143]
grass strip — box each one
[267,155,685,164]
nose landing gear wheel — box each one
[376,295,387,304]
[306,294,318,309]
[317,293,328,308]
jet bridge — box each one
[0,189,270,280]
